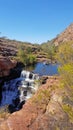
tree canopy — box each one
[17,44,37,66]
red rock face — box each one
[0,77,73,130]
[0,38,18,77]
[53,23,73,46]
[0,56,17,77]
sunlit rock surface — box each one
[53,23,73,46]
[0,76,73,130]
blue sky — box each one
[0,0,73,44]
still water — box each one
[27,62,59,76]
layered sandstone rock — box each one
[0,56,17,77]
[0,38,18,77]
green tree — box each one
[58,63,73,87]
[41,42,56,61]
[17,44,37,66]
[26,47,32,54]
[47,44,56,61]
[56,41,73,91]
[56,41,73,65]
[17,44,27,65]
[27,54,36,65]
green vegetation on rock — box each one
[56,41,73,123]
[32,89,50,103]
[56,41,73,65]
[56,41,73,93]
[62,104,73,123]
[40,42,57,62]
[17,44,37,66]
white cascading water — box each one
[0,70,39,109]
[19,70,39,102]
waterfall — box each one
[21,70,34,80]
[19,70,39,102]
[21,70,27,78]
[0,70,39,110]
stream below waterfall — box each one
[0,62,58,112]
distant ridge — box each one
[53,23,73,46]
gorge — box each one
[0,23,73,130]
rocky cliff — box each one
[0,23,73,77]
[0,56,17,77]
[53,23,73,46]
[0,37,39,77]
[0,77,73,130]
[0,38,18,77]
[0,24,73,130]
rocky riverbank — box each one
[0,76,73,130]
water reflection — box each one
[26,62,59,76]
